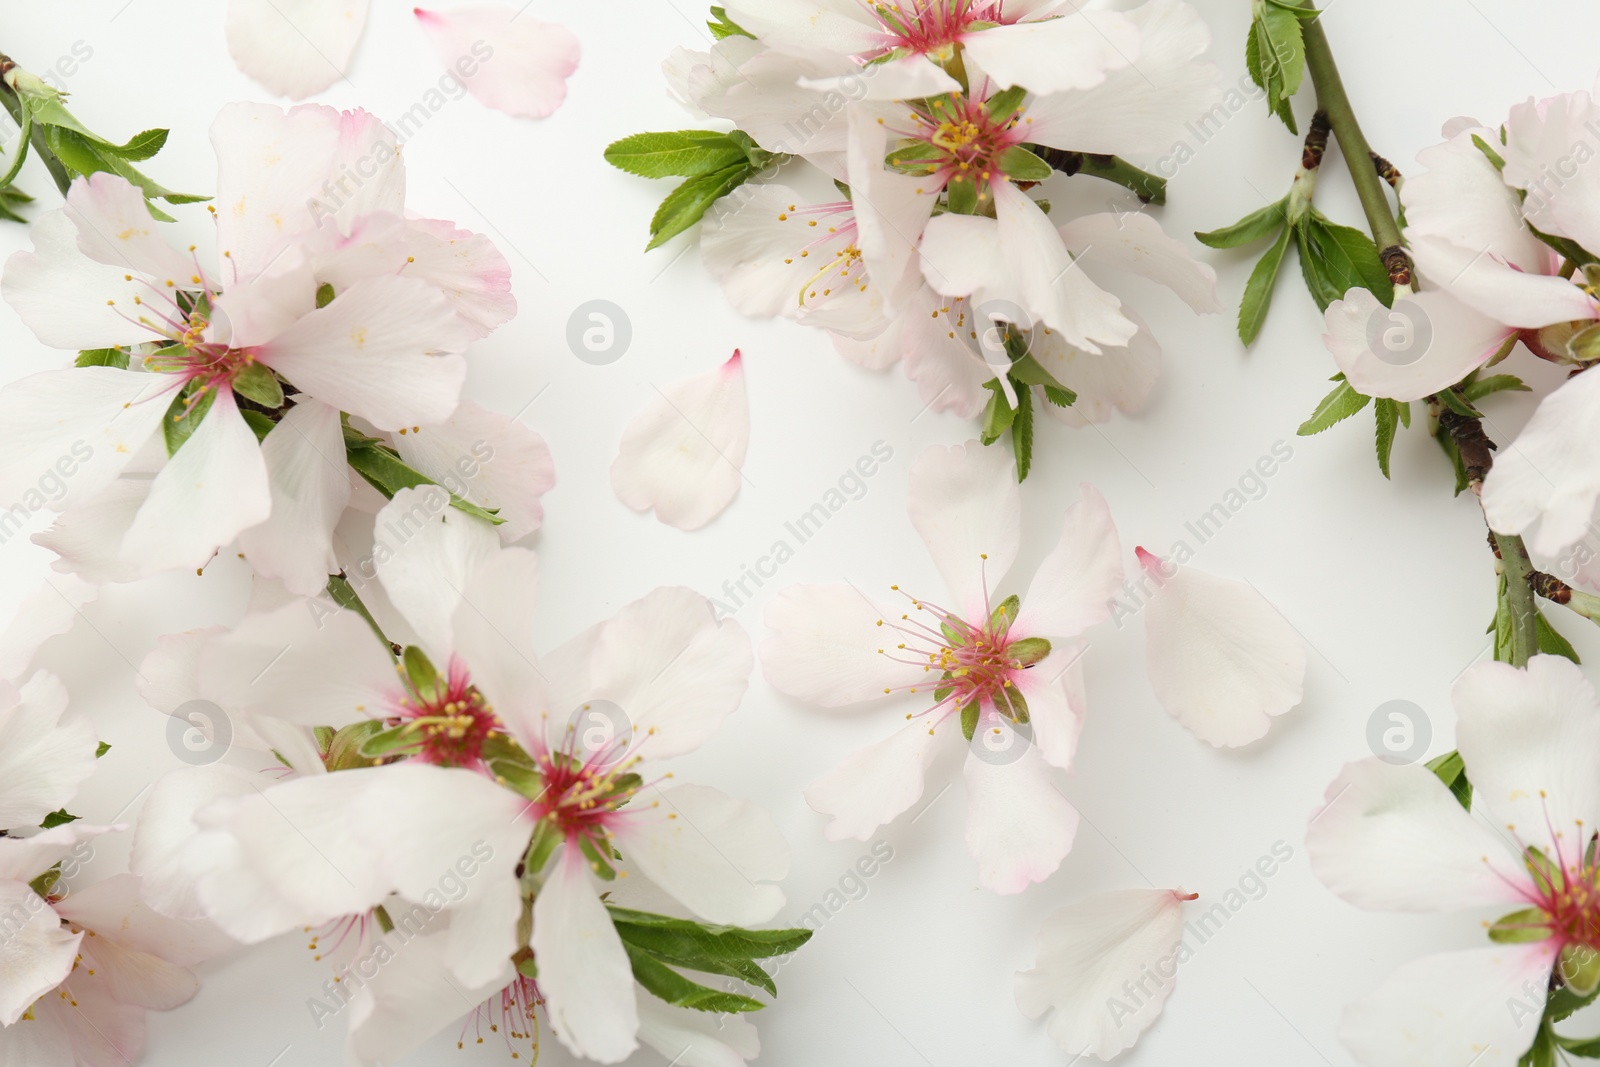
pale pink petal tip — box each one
[414,4,580,120]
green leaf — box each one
[1555,1032,1600,1057]
[1463,373,1531,402]
[1042,383,1076,407]
[110,128,170,162]
[1494,573,1515,665]
[1010,378,1034,481]
[42,126,204,210]
[39,809,79,829]
[980,379,1016,445]
[1007,353,1066,391]
[708,5,755,39]
[1471,133,1507,172]
[984,86,1028,123]
[95,741,111,758]
[607,908,812,962]
[232,363,284,409]
[1010,637,1051,665]
[240,409,277,442]
[162,387,216,456]
[646,163,753,250]
[1297,379,1372,436]
[345,443,505,526]
[1437,388,1483,419]
[605,131,750,179]
[945,174,978,215]
[1549,984,1600,1024]
[1196,198,1288,249]
[1397,400,1412,428]
[1374,398,1399,479]
[997,145,1053,182]
[625,943,767,1013]
[1425,750,1472,810]
[1537,609,1581,664]
[1257,4,1306,101]
[401,645,439,698]
[1488,906,1553,943]
[1296,215,1393,312]
[75,348,130,369]
[1238,223,1293,345]
[316,283,336,309]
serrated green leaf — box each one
[1463,373,1531,401]
[646,163,753,250]
[1437,388,1483,419]
[607,907,813,959]
[1043,384,1076,407]
[345,443,505,526]
[625,943,766,1013]
[1257,4,1306,100]
[1537,608,1581,664]
[1238,223,1293,345]
[111,128,169,162]
[1297,379,1371,435]
[1375,397,1398,478]
[708,5,755,39]
[1296,215,1393,311]
[1011,378,1033,481]
[1196,198,1288,249]
[980,379,1016,444]
[39,809,79,829]
[605,131,750,179]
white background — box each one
[4,2,1600,1065]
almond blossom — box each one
[1307,655,1600,1067]
[761,440,1121,892]
[0,102,532,593]
[133,490,797,1064]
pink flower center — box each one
[857,0,1005,58]
[527,725,650,849]
[1527,844,1600,949]
[460,974,544,1059]
[771,201,870,310]
[896,92,1024,202]
[388,656,503,769]
[873,569,1046,723]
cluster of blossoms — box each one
[615,0,1226,479]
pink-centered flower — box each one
[0,102,522,590]
[762,440,1122,892]
[134,491,787,1063]
[1307,655,1600,1067]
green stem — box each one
[326,574,397,655]
[1493,531,1538,668]
[1298,14,1402,256]
[1030,146,1167,205]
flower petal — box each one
[611,352,749,530]
[845,109,938,313]
[402,218,517,339]
[414,6,580,119]
[1015,888,1189,1059]
[391,399,555,543]
[450,545,546,755]
[1139,552,1305,747]
[2,210,151,350]
[963,740,1077,893]
[1305,759,1532,912]
[1410,233,1595,330]
[907,440,1021,620]
[637,994,760,1067]
[964,9,1139,93]
[237,399,352,597]
[532,849,639,1063]
[613,784,788,925]
[1015,483,1123,640]
[1322,287,1510,402]
[805,714,951,841]
[225,0,371,99]
[0,670,97,830]
[1454,655,1600,858]
[1011,642,1085,772]
[1404,128,1553,275]
[63,173,199,285]
[346,930,515,1067]
[1481,366,1600,556]
[372,486,500,663]
[256,275,469,431]
[131,764,264,921]
[122,391,273,575]
[0,881,77,1026]
[1056,210,1221,314]
[760,583,927,707]
[1339,944,1556,1067]
[0,572,96,682]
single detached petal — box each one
[1339,943,1557,1067]
[1021,0,1221,157]
[1015,484,1123,640]
[1139,551,1305,747]
[805,714,951,840]
[1056,211,1222,314]
[391,399,555,543]
[1305,759,1531,912]
[121,390,273,576]
[611,352,749,530]
[371,486,500,663]
[963,741,1078,894]
[760,583,927,706]
[0,671,97,829]
[613,784,788,925]
[906,440,1021,621]
[237,399,352,596]
[532,849,640,1063]
[963,9,1139,93]
[0,367,173,512]
[415,6,580,119]
[225,0,372,99]
[1453,655,1600,857]
[1323,287,1510,402]
[1482,366,1600,557]
[256,275,470,432]
[1016,888,1189,1060]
